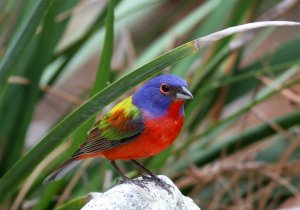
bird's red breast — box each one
[78,100,184,160]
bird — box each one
[44,74,193,192]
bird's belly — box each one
[101,116,184,160]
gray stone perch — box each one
[81,175,200,210]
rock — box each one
[81,175,200,210]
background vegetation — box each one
[1,0,300,209]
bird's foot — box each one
[141,175,173,194]
[118,177,150,192]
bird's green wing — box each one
[73,96,144,156]
[97,96,143,140]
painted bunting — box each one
[44,74,193,192]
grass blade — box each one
[0,0,79,173]
[54,196,89,210]
[0,0,53,91]
[93,0,115,95]
[193,21,300,49]
[71,0,115,160]
[134,0,222,67]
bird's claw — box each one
[141,175,173,195]
[118,178,150,192]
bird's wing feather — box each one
[73,96,143,157]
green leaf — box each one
[0,0,53,91]
[54,196,89,210]
[72,0,115,157]
[134,0,222,68]
[93,0,115,96]
[0,0,79,174]
[32,182,62,210]
[172,0,238,76]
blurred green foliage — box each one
[0,0,300,209]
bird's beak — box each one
[176,86,193,100]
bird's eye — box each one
[160,83,170,94]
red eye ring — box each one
[160,83,171,94]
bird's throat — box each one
[167,100,184,118]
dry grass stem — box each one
[55,0,104,22]
[258,74,300,106]
[260,170,298,195]
[55,159,93,207]
[8,76,30,85]
[250,108,295,141]
[208,173,241,210]
[11,143,69,210]
[257,0,299,21]
[42,85,85,105]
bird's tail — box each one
[43,157,81,184]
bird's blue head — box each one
[132,74,193,117]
